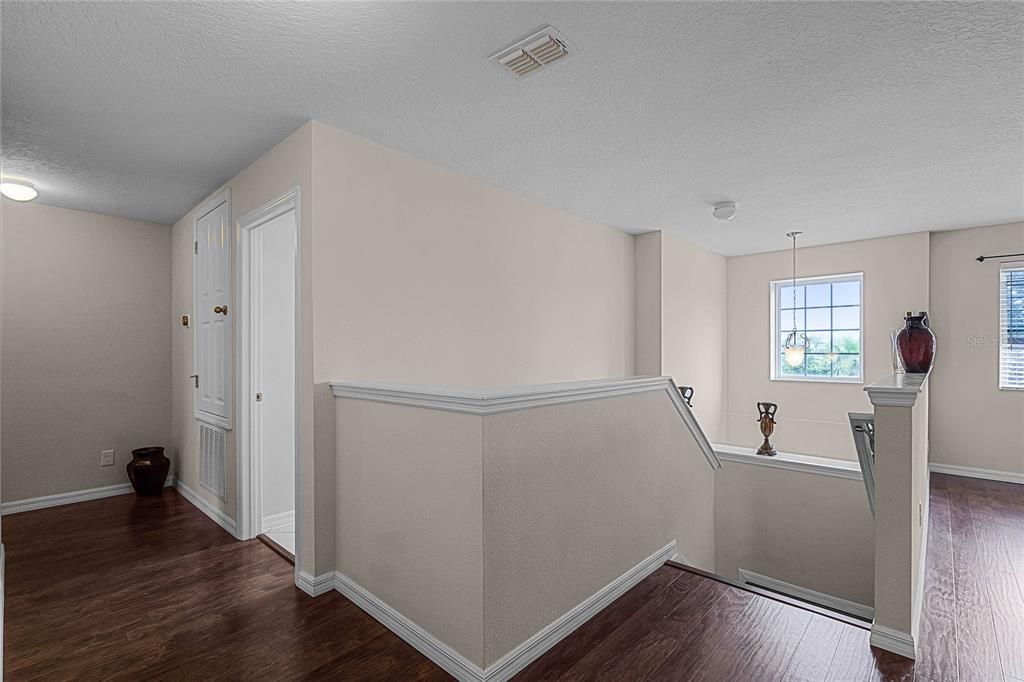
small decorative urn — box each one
[127,446,170,496]
[756,402,778,457]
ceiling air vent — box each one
[491,27,573,78]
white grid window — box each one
[1000,263,1024,390]
[772,272,863,382]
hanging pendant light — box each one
[783,231,808,367]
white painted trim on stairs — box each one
[929,462,1024,485]
[737,568,874,621]
[483,541,678,682]
[329,376,668,414]
[663,382,720,471]
[330,377,721,470]
[296,570,334,597]
[1,477,175,515]
[870,623,916,659]
[173,478,239,538]
[331,541,678,682]
[713,444,863,481]
[334,571,484,681]
[262,510,295,533]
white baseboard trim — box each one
[330,540,677,682]
[484,540,677,681]
[737,568,874,621]
[173,478,239,538]
[928,462,1024,485]
[296,570,334,597]
[1,482,133,515]
[334,571,485,681]
[870,623,916,659]
[1,477,174,516]
[262,509,295,533]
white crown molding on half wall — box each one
[330,376,721,470]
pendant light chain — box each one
[791,233,798,332]
[782,231,806,361]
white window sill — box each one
[770,375,864,385]
[712,443,863,481]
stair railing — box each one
[848,411,876,514]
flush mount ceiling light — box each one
[783,231,809,368]
[0,179,38,202]
[712,201,736,221]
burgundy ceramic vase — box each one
[127,446,170,496]
[896,312,936,374]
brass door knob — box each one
[213,305,228,315]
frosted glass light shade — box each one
[0,180,37,202]
[784,345,806,367]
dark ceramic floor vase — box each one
[127,446,170,495]
[896,312,936,373]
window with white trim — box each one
[1000,263,1024,390]
[771,273,863,382]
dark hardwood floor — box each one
[2,490,449,681]
[516,472,1024,682]
[4,472,1022,680]
[916,473,1024,682]
[513,566,912,681]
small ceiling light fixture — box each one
[712,201,736,221]
[783,231,809,368]
[0,179,38,202]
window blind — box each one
[1000,263,1024,390]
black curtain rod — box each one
[976,252,1024,263]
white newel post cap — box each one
[864,372,929,408]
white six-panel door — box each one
[195,193,232,427]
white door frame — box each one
[236,188,301,576]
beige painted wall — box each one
[310,121,636,389]
[725,232,930,459]
[170,119,638,577]
[482,390,716,666]
[714,464,874,606]
[2,200,170,501]
[662,230,728,442]
[634,232,662,376]
[170,122,319,571]
[334,398,484,664]
[929,222,1024,475]
[632,230,728,442]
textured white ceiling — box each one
[2,2,1022,255]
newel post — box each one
[865,373,929,659]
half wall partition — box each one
[327,376,719,681]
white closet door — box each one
[195,199,232,426]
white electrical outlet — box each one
[101,449,115,467]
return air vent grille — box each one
[491,27,572,78]
[199,423,226,500]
